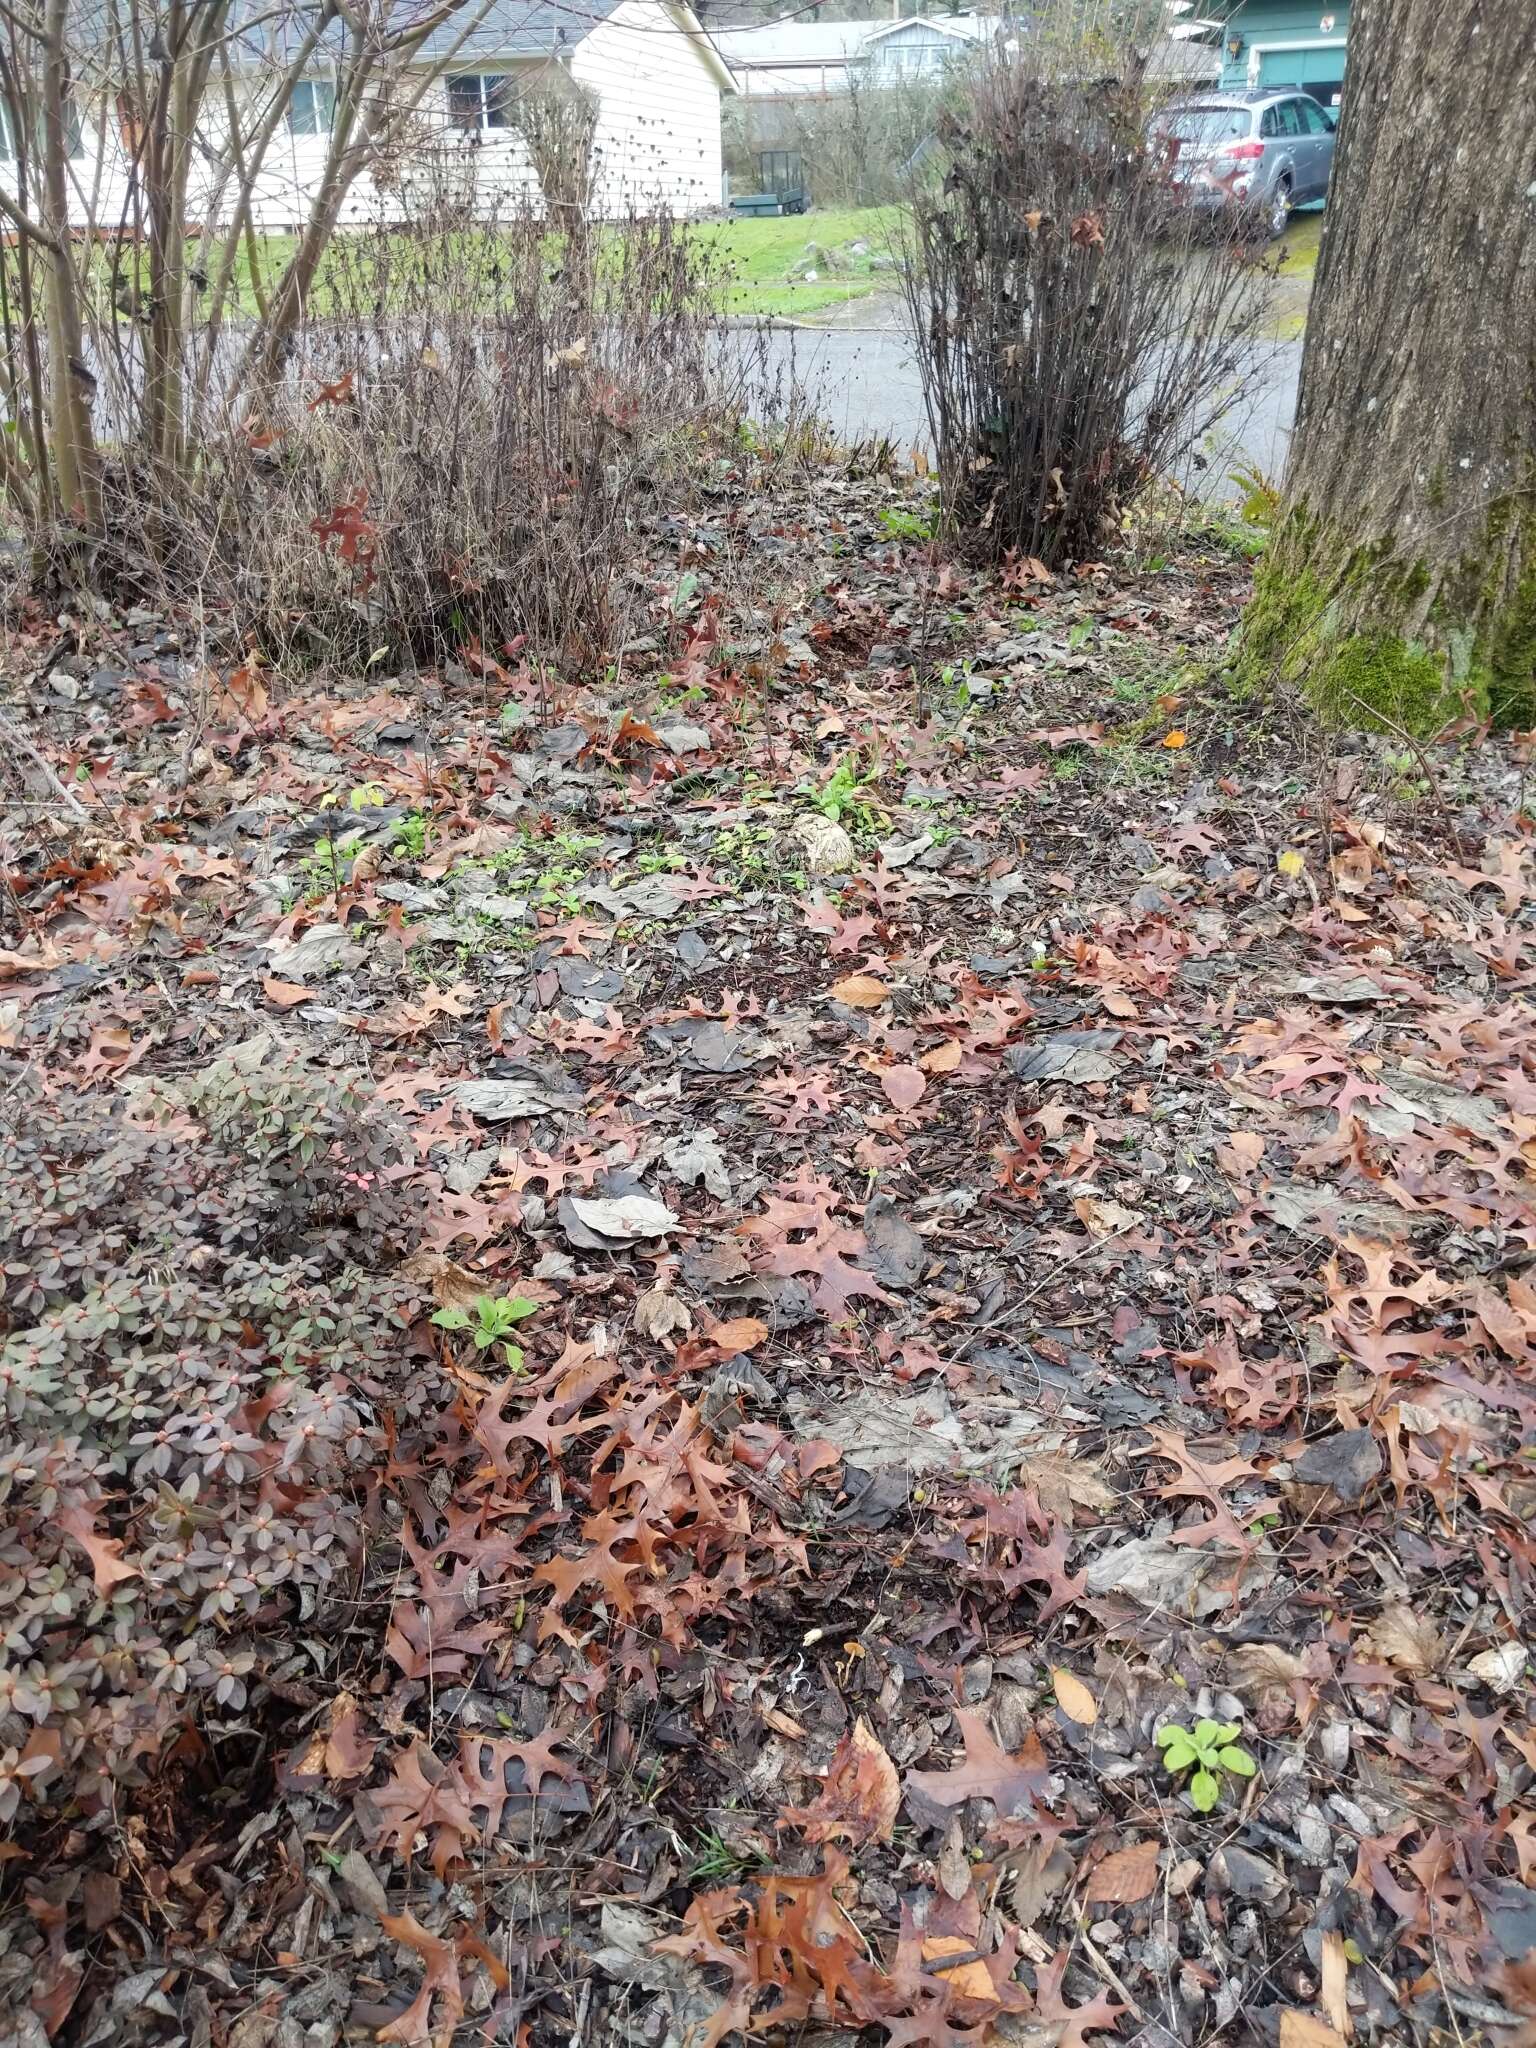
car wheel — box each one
[1268,178,1293,239]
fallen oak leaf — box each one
[1031,1946,1124,2046]
[781,1716,900,1846]
[368,1743,476,1877]
[377,1908,466,2045]
[904,1707,1052,1821]
[57,1502,139,1592]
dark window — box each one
[1,98,85,159]
[448,73,513,131]
[1262,98,1306,139]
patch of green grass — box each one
[879,502,934,542]
[688,1826,770,1885]
[708,821,804,892]
[689,206,901,319]
[389,812,429,860]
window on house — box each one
[0,98,85,160]
[289,79,336,136]
[447,73,513,132]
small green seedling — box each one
[432,1292,539,1373]
[1156,1718,1256,1812]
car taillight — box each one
[1220,140,1266,160]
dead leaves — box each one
[1360,1604,1445,1678]
[377,1910,465,2044]
[1144,1428,1272,1552]
[905,1708,1052,1821]
[368,1745,476,1877]
[781,1717,900,1846]
[56,1502,139,1593]
[741,1179,895,1320]
[261,974,315,1008]
[1083,1838,1159,1905]
[880,1063,927,1111]
[830,971,889,1009]
[1050,1668,1097,1727]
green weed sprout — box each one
[1156,1718,1257,1813]
[431,1293,539,1373]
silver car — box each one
[1158,89,1338,237]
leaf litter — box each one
[2,463,1535,2048]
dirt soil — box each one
[2,462,1535,2048]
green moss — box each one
[1304,629,1452,731]
[1236,492,1536,734]
[1482,496,1536,726]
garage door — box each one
[1258,42,1346,96]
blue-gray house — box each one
[1210,0,1350,105]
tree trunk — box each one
[1239,0,1536,729]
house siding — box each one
[1219,0,1350,96]
[573,0,723,214]
[1,0,722,233]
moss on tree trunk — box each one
[1235,0,1536,733]
[1241,490,1536,731]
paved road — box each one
[747,316,1301,500]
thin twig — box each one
[0,706,90,820]
[1341,689,1474,862]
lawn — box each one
[688,204,902,321]
[92,208,902,327]
[71,198,1316,334]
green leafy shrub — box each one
[0,1049,423,1826]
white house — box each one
[0,0,736,231]
[711,13,991,101]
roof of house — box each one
[413,0,623,62]
[409,0,735,89]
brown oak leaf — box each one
[781,1717,900,1845]
[904,1708,1052,1821]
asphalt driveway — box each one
[745,314,1302,500]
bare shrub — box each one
[89,195,753,669]
[510,73,601,252]
[904,34,1279,564]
